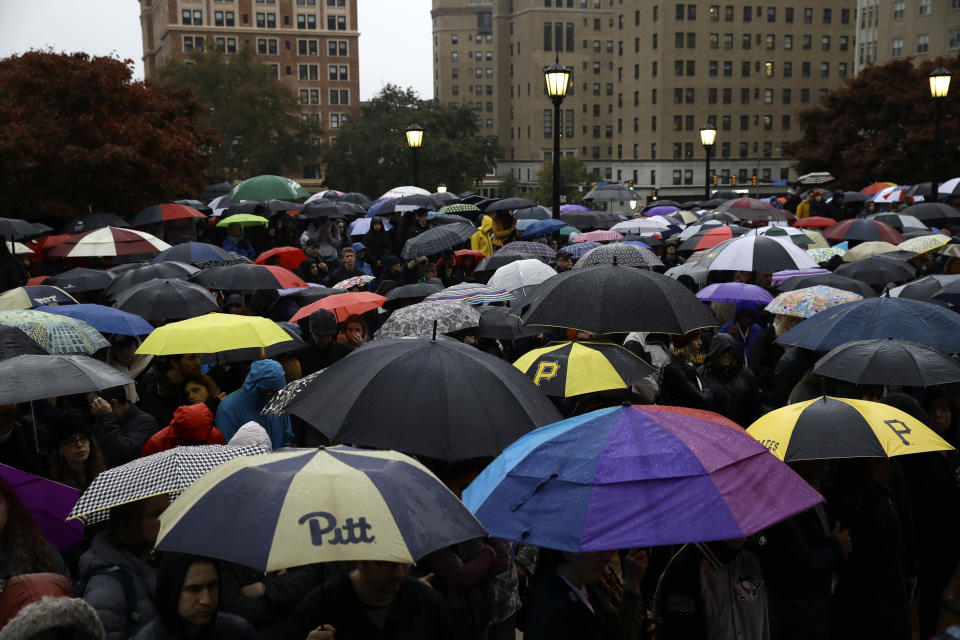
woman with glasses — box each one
[48,410,106,494]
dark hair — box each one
[49,411,105,493]
[556,251,572,261]
[108,496,167,559]
[183,374,221,401]
[156,553,220,636]
[100,386,129,405]
[0,476,57,574]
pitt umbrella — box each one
[512,341,654,397]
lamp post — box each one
[929,63,952,203]
[699,124,717,201]
[405,123,424,188]
[437,184,447,193]
[544,56,570,219]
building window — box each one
[764,88,773,104]
[675,3,684,20]
[182,9,192,25]
[741,88,749,104]
[724,5,734,21]
[823,8,832,23]
[784,35,793,50]
[267,13,276,27]
[784,61,792,77]
[684,169,693,185]
[215,10,224,26]
[742,33,751,49]
[743,6,751,21]
[804,7,813,23]
[950,30,960,50]
[723,88,731,104]
[893,1,905,19]
[330,114,341,129]
[917,34,929,54]
[822,36,830,51]
[673,169,682,185]
[763,115,773,130]
[257,12,266,27]
[708,87,717,103]
[802,62,811,77]
[452,52,459,62]
[840,36,848,51]
[544,22,552,51]
[765,34,775,49]
[802,35,811,50]
[329,65,348,80]
[740,115,748,130]
[710,5,719,20]
[543,109,552,138]
[329,89,349,105]
[709,60,718,76]
[782,88,791,104]
[723,61,732,76]
[183,36,204,52]
[764,61,774,76]
[919,0,931,15]
[785,7,794,22]
[801,88,810,103]
[741,60,750,76]
[721,115,731,130]
[841,8,850,23]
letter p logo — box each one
[884,419,912,446]
[533,361,561,387]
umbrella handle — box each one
[30,401,39,454]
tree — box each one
[322,85,502,196]
[0,51,220,219]
[533,157,588,206]
[784,55,960,188]
[499,171,521,198]
[152,47,324,180]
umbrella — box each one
[678,226,743,252]
[823,219,904,244]
[806,247,846,263]
[216,214,269,229]
[476,307,541,340]
[521,219,567,239]
[487,259,557,294]
[289,292,386,323]
[872,185,910,203]
[776,297,960,353]
[665,261,710,286]
[0,354,132,404]
[439,203,482,215]
[745,225,814,247]
[255,247,307,271]
[571,230,623,243]
[47,227,170,258]
[191,264,308,290]
[0,218,43,240]
[574,243,663,269]
[424,283,515,305]
[834,256,917,285]
[0,310,108,354]
[347,217,391,236]
[777,273,877,298]
[933,280,960,306]
[611,217,673,234]
[793,216,837,229]
[583,184,635,201]
[938,177,960,196]
[474,253,531,273]
[383,282,442,306]
[373,301,481,339]
[61,213,129,235]
[645,204,681,217]
[137,313,294,356]
[560,204,590,212]
[129,204,206,227]
[898,233,952,255]
[67,444,268,525]
[203,321,305,365]
[747,397,953,462]
[513,206,552,220]
[5,241,33,255]
[695,282,773,304]
[0,325,49,361]
[512,341,653,397]
[0,464,83,551]
[796,172,836,185]
[401,223,477,259]
[462,405,824,552]
[484,197,537,213]
[332,275,375,290]
[103,262,199,300]
[266,337,561,462]
[518,265,717,335]
[35,304,152,337]
[153,242,238,264]
[155,447,487,572]
[698,236,819,272]
[377,194,438,215]
[813,338,960,386]
[46,268,115,293]
[227,175,309,202]
[495,241,556,261]
[564,242,601,259]
[297,201,345,221]
[887,276,948,302]
[115,279,219,321]
[860,182,898,196]
[866,213,928,231]
[0,286,78,311]
[199,182,234,201]
[698,211,741,224]
[841,241,900,262]
[717,197,790,223]
[764,286,863,319]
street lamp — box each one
[929,63,952,203]
[405,123,423,187]
[436,184,447,193]
[544,55,570,219]
[699,124,717,200]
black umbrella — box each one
[297,200,344,221]
[711,190,739,200]
[115,278,219,321]
[431,214,473,226]
[813,338,960,387]
[0,326,49,361]
[475,306,540,340]
[933,280,960,306]
[281,287,344,306]
[519,265,717,335]
[697,211,740,224]
[378,194,437,215]
[0,354,132,405]
[777,273,877,298]
[264,200,303,214]
[0,218,42,241]
[199,182,234,201]
[834,256,917,286]
[46,268,116,293]
[221,201,267,217]
[266,336,561,461]
[401,223,476,259]
[641,200,683,212]
[903,203,960,225]
[190,264,299,291]
[484,197,537,213]
[559,211,624,230]
[513,206,551,220]
[385,282,442,303]
[887,276,946,302]
[61,213,129,234]
[338,192,373,208]
[843,191,869,204]
[175,199,213,215]
[104,262,199,300]
[203,322,305,365]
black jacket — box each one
[697,333,760,426]
[132,613,260,640]
[137,365,187,428]
[523,571,644,640]
[297,341,352,377]
[657,355,712,409]
[91,405,158,467]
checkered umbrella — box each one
[572,230,624,243]
[67,444,269,525]
[438,203,481,215]
[495,241,557,260]
[0,309,108,354]
[574,243,663,269]
[565,241,601,259]
[401,223,477,259]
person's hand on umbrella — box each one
[90,396,112,416]
[241,581,266,599]
[833,521,852,556]
[622,548,648,595]
[307,624,335,640]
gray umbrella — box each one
[583,185,635,201]
[115,278,219,321]
[401,223,477,259]
[373,301,481,339]
[0,354,132,404]
[574,243,663,269]
[813,338,960,387]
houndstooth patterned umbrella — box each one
[67,444,269,525]
[574,243,663,269]
[0,309,108,354]
[401,223,477,259]
[494,241,556,260]
[373,301,481,339]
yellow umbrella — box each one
[899,233,951,255]
[799,229,829,249]
[136,313,292,355]
[842,241,899,262]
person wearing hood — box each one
[657,330,713,409]
[719,302,762,364]
[89,385,159,468]
[226,422,273,450]
[104,334,153,403]
[141,404,224,457]
[132,553,258,640]
[363,217,392,272]
[351,243,373,276]
[368,255,405,296]
[697,333,760,426]
[294,257,323,284]
[0,580,106,640]
[214,360,292,449]
[297,309,353,377]
[471,215,495,258]
[221,223,255,259]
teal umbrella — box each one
[227,175,309,202]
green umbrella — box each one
[559,225,579,237]
[227,175,309,202]
[216,214,269,228]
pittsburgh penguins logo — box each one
[533,361,561,386]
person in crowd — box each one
[491,212,516,249]
[103,335,153,403]
[657,330,712,409]
[0,476,69,581]
[0,578,106,640]
[719,302,762,364]
[183,373,225,414]
[89,386,158,468]
[47,410,106,494]
[661,241,683,268]
[326,246,363,287]
[0,403,48,476]
[438,251,464,287]
[294,257,323,285]
[351,243,373,276]
[336,314,367,350]
[137,354,203,428]
[226,422,272,450]
[221,223,255,259]
[298,310,352,376]
[214,360,291,449]
[276,353,302,384]
[305,219,341,265]
[554,251,573,273]
[218,559,322,638]
[363,218,392,273]
[794,191,816,219]
[697,333,759,426]
[141,404,224,457]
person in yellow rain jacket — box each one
[471,214,495,257]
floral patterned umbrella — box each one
[0,309,108,354]
[332,275,375,290]
[765,285,862,319]
[898,233,952,256]
[373,301,481,339]
[806,247,846,263]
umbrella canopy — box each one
[938,177,960,196]
[191,264,307,290]
[776,296,960,353]
[439,202,482,215]
[898,233,952,255]
[860,182,898,196]
[747,397,953,462]
[68,444,268,525]
[887,275,948,302]
[611,217,674,235]
[678,226,744,252]
[0,464,83,551]
[130,204,206,227]
[513,341,653,397]
[255,246,307,271]
[777,273,877,298]
[35,304,152,337]
[0,325,49,361]
[0,218,44,240]
[47,227,170,258]
[764,286,862,319]
[462,405,823,552]
[933,280,960,306]
[564,241,601,259]
[823,219,904,244]
[476,306,541,340]
[297,200,346,221]
[841,241,900,262]
[745,225,814,248]
[717,197,789,222]
[573,243,663,269]
[699,236,819,272]
[696,282,773,304]
[0,310,108,354]
[115,279,219,321]
[401,223,477,260]
[495,241,557,261]
[866,213,928,231]
[332,275,375,290]
[475,253,532,273]
[289,292,386,323]
[137,313,294,355]
[199,181,234,201]
[486,259,556,294]
[0,354,132,404]
[518,265,717,335]
[103,262,199,300]
[834,256,917,285]
[216,214,269,229]
[485,197,537,212]
[520,219,567,239]
[153,242,238,265]
[46,268,115,293]
[373,301,481,339]
[583,184,635,201]
[61,213,129,235]
[796,172,836,185]
[872,185,910,203]
[0,286,78,311]
[571,230,623,243]
[813,338,960,387]
[513,205,552,220]
[664,261,710,286]
[424,283,515,305]
[155,447,487,572]
[793,216,837,229]
[267,337,561,461]
[227,175,309,202]
[645,204,681,217]
[384,282,441,305]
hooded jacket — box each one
[719,302,763,363]
[140,404,224,457]
[0,573,73,629]
[0,594,105,640]
[471,215,495,257]
[697,333,761,426]
[215,360,292,449]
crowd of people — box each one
[0,183,958,640]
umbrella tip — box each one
[432,319,438,341]
[613,255,618,267]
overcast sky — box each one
[0,0,434,101]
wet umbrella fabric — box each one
[0,218,43,240]
[61,213,129,235]
[764,286,862,319]
[933,280,960,306]
[155,447,488,572]
[0,354,132,404]
[574,243,663,269]
[153,242,238,264]
[191,264,308,290]
[48,227,170,258]
[888,276,948,302]
[373,301,481,339]
[103,262,199,300]
[255,247,307,271]
[137,313,294,356]
[823,219,904,244]
[384,283,441,303]
[513,341,653,397]
[695,283,773,304]
[813,338,960,387]
[115,279,219,321]
[289,292,386,323]
[487,259,556,294]
[513,206,551,220]
[267,338,561,462]
[834,256,916,286]
[698,236,819,272]
[227,175,309,202]
[401,223,477,260]
[474,254,530,273]
[583,185,635,201]
[0,326,49,361]
[776,273,877,298]
[0,464,83,551]
[0,286,78,311]
[35,304,153,337]
[130,204,206,227]
[903,203,960,225]
[494,241,556,261]
[476,307,541,340]
[462,405,824,552]
[717,197,789,223]
[46,268,115,293]
[424,283,514,305]
[521,219,567,239]
[0,310,108,354]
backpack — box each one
[73,565,140,626]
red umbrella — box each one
[792,216,837,229]
[289,291,387,323]
[688,226,735,250]
[717,197,793,223]
[26,276,49,286]
[437,249,486,266]
[823,219,904,244]
[47,227,170,258]
[859,182,897,196]
[255,246,307,271]
[130,204,206,227]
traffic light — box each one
[712,175,718,186]
[628,179,633,188]
[752,175,758,186]
[731,175,737,185]
[651,188,659,200]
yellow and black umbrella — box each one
[746,396,954,461]
[512,341,653,397]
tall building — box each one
[138,0,361,178]
[432,0,857,200]
[855,0,960,73]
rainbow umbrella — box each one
[424,283,515,305]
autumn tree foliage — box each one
[784,55,960,187]
[0,51,221,220]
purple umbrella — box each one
[696,282,774,305]
[0,463,83,550]
[645,205,681,217]
[560,204,590,212]
[463,405,822,552]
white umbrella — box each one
[939,177,960,195]
[487,259,556,295]
[348,217,392,236]
[48,227,170,258]
[611,217,673,233]
[700,236,820,272]
[744,225,814,247]
[6,242,33,255]
[379,186,431,199]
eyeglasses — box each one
[60,436,89,447]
